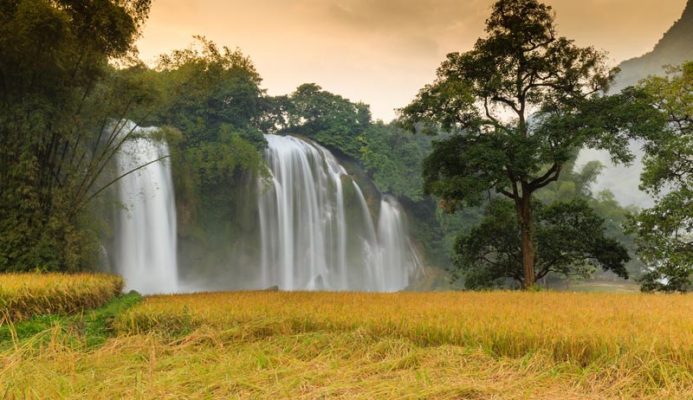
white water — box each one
[258,134,420,291]
[376,196,422,292]
[115,122,178,294]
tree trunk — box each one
[518,194,535,289]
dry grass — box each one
[1,288,691,398]
[114,291,693,396]
[0,273,122,322]
[0,325,688,399]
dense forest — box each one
[0,0,690,292]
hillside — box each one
[611,0,693,92]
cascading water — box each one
[257,134,420,291]
[376,195,422,292]
[111,127,420,293]
[115,122,178,294]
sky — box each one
[136,0,688,121]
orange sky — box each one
[136,0,688,121]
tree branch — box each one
[72,155,170,215]
[529,163,562,190]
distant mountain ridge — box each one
[611,0,692,92]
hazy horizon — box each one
[136,0,687,121]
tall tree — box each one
[401,0,663,288]
[627,62,692,292]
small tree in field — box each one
[401,0,663,288]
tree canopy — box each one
[270,83,371,159]
[359,122,432,201]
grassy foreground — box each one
[1,289,692,399]
[0,273,123,322]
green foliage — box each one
[359,122,432,200]
[586,191,643,279]
[82,291,143,347]
[535,158,603,202]
[434,205,486,269]
[627,62,692,292]
[455,199,629,289]
[0,0,153,272]
[632,193,692,292]
[273,83,371,159]
[154,36,266,146]
[148,37,268,227]
[401,0,664,287]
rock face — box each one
[611,0,693,92]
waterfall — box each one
[115,122,178,294]
[111,128,420,293]
[258,134,420,292]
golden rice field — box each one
[1,285,692,399]
[0,273,122,322]
[109,291,692,398]
[117,291,692,365]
